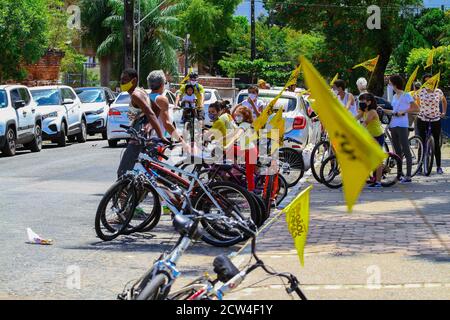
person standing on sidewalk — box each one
[384,75,420,183]
[333,79,358,117]
[416,74,448,175]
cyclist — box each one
[205,100,237,150]
[234,85,265,119]
[117,68,169,178]
[416,74,448,175]
[357,93,385,188]
[175,71,205,127]
[381,75,420,183]
[180,84,198,123]
[333,79,358,116]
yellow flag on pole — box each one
[180,67,194,84]
[300,56,386,212]
[421,72,440,91]
[405,66,420,92]
[352,55,380,72]
[283,185,313,267]
[330,73,339,87]
[425,47,435,70]
[284,64,302,89]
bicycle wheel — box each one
[380,153,403,187]
[136,273,169,300]
[424,137,435,176]
[279,147,304,187]
[193,181,260,247]
[275,174,288,206]
[409,136,423,177]
[95,179,137,241]
[122,185,162,234]
[320,155,343,189]
[310,141,331,183]
[251,192,268,223]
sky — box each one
[234,0,449,20]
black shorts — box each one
[374,134,385,147]
[182,108,205,122]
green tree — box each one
[415,8,450,47]
[0,0,49,81]
[394,22,429,72]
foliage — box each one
[394,22,429,72]
[0,0,49,81]
[414,8,449,47]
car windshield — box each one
[76,88,105,103]
[115,93,131,105]
[31,89,61,106]
[238,94,297,112]
[0,90,7,108]
[204,91,212,101]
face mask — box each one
[235,115,244,124]
[120,80,134,92]
[208,113,218,121]
[249,94,257,101]
[190,80,198,86]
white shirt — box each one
[242,99,265,119]
[237,122,256,150]
[390,93,414,128]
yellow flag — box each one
[405,66,420,92]
[352,55,379,72]
[330,73,339,87]
[421,72,440,91]
[284,64,302,89]
[283,185,313,267]
[180,67,194,84]
[268,106,285,146]
[425,47,435,69]
[300,56,386,211]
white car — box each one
[0,85,43,156]
[235,89,321,149]
[173,88,222,127]
[30,86,87,147]
[106,90,177,148]
[75,87,116,140]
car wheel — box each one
[26,124,43,152]
[108,140,118,148]
[57,124,67,147]
[1,127,17,157]
[77,120,87,143]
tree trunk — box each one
[368,28,392,97]
[99,56,111,87]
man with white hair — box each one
[356,77,368,95]
[147,70,189,151]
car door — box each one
[19,88,35,135]
[61,88,80,130]
[10,88,32,140]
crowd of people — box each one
[116,67,448,191]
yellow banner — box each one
[330,73,339,87]
[421,72,440,91]
[352,55,379,72]
[283,185,313,267]
[300,56,386,212]
[425,47,435,70]
[180,67,194,84]
[405,66,420,92]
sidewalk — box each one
[227,146,450,300]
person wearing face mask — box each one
[117,68,169,178]
[333,79,358,117]
[235,85,265,119]
[204,100,237,148]
[175,71,205,125]
[356,93,385,188]
[381,75,420,183]
[224,106,258,191]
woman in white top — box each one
[333,79,358,116]
[381,75,419,183]
[234,85,265,119]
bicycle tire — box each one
[279,147,304,187]
[320,155,343,189]
[310,140,331,183]
[251,192,269,223]
[95,179,137,241]
[136,273,169,301]
[380,153,403,187]
[275,174,288,206]
[192,181,260,247]
[409,136,423,177]
[424,136,435,176]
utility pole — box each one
[250,0,256,61]
[184,34,190,76]
[124,0,134,69]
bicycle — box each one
[118,210,307,300]
[279,137,305,187]
[95,125,262,247]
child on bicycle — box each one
[357,93,385,188]
[181,84,198,123]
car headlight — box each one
[42,112,58,120]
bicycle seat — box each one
[408,127,415,132]
[173,215,194,236]
[213,255,240,283]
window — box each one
[0,90,7,108]
[31,89,61,106]
[19,88,31,105]
[165,91,175,105]
[204,91,212,101]
[62,88,77,100]
[10,89,21,104]
[75,88,105,103]
[115,93,131,105]
[214,91,222,101]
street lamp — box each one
[184,34,190,76]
